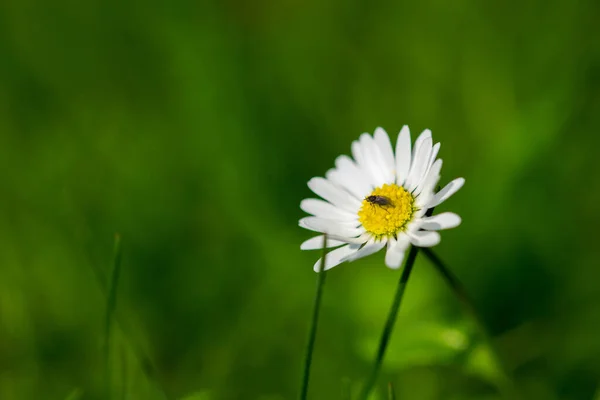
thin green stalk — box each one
[420,248,476,319]
[387,382,396,400]
[594,384,600,400]
[359,245,420,400]
[104,233,123,398]
[64,388,83,400]
[120,344,128,400]
[421,248,515,396]
[88,236,168,399]
[299,235,328,400]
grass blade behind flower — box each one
[387,382,396,400]
[421,248,516,395]
[64,388,83,400]
[299,235,328,400]
[88,235,168,399]
[104,233,123,398]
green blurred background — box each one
[1,0,600,399]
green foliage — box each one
[1,0,600,399]
[179,392,213,400]
[64,389,83,400]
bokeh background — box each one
[1,0,600,399]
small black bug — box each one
[366,195,393,207]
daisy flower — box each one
[299,126,464,271]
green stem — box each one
[421,248,515,395]
[421,248,476,318]
[88,236,167,399]
[104,233,123,398]
[387,382,396,400]
[359,245,420,400]
[299,235,328,400]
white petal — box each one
[334,154,357,174]
[374,127,396,182]
[408,230,441,247]
[415,128,432,145]
[307,177,361,212]
[413,207,429,219]
[426,143,440,174]
[299,217,363,237]
[302,232,371,246]
[406,218,424,233]
[299,218,311,230]
[300,198,357,221]
[405,133,433,191]
[300,235,347,250]
[344,239,386,262]
[351,140,365,167]
[420,212,462,230]
[395,125,412,186]
[313,244,362,272]
[328,232,372,245]
[326,156,372,199]
[415,159,443,197]
[384,235,410,269]
[359,133,388,187]
[427,178,465,208]
[416,142,440,197]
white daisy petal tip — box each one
[408,230,441,247]
[384,247,404,269]
[420,212,462,231]
[300,235,347,250]
[298,218,311,230]
[428,177,465,208]
[342,240,386,263]
[312,244,361,272]
[395,125,412,186]
[374,126,388,140]
[359,132,373,142]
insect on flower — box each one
[366,195,393,207]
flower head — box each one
[299,126,464,271]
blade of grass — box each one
[64,388,83,400]
[387,382,396,400]
[421,248,516,396]
[420,248,477,322]
[121,344,129,400]
[594,384,600,400]
[359,244,420,400]
[299,235,328,400]
[88,235,168,399]
[104,233,123,398]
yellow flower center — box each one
[358,183,416,238]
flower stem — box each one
[359,245,420,400]
[299,235,328,400]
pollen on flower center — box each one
[358,183,416,238]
